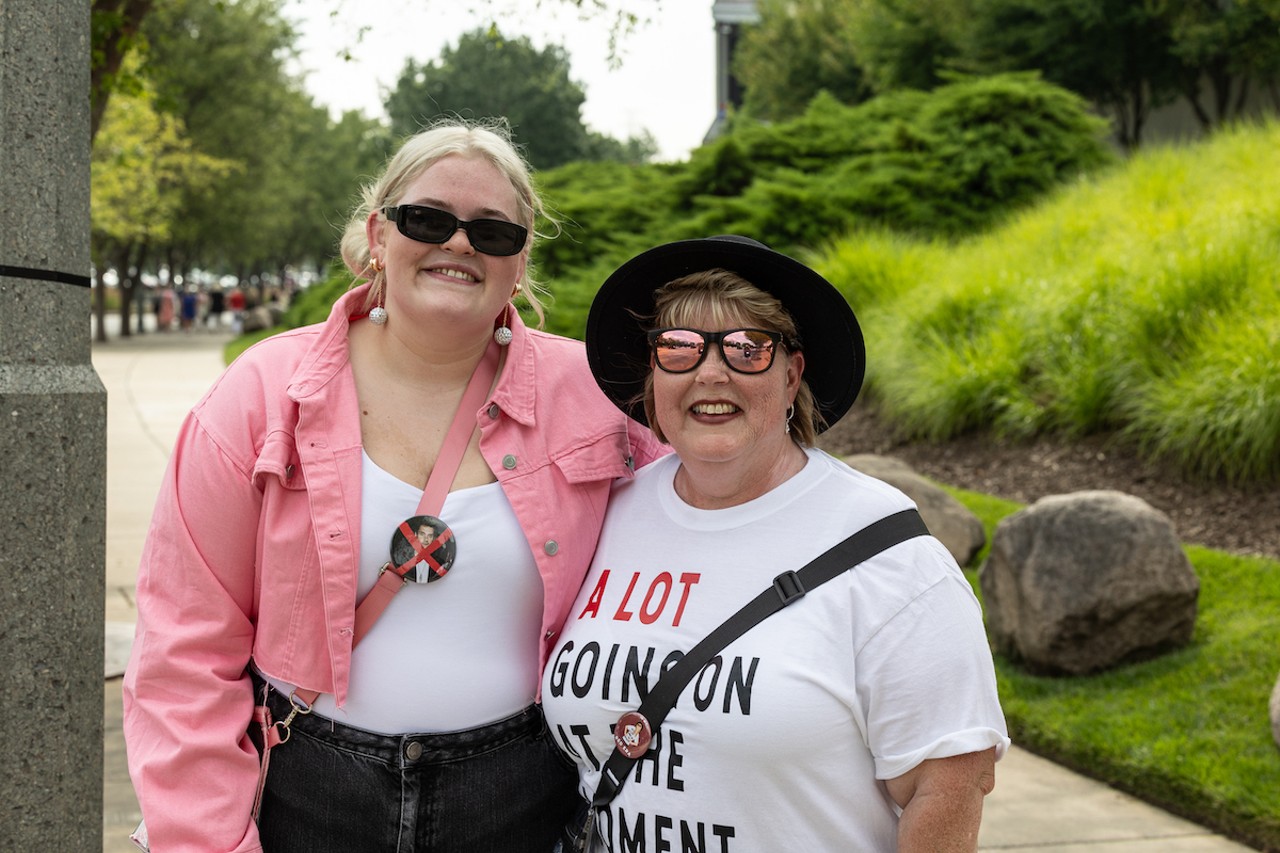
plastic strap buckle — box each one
[772,570,806,605]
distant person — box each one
[207,285,226,329]
[178,286,198,332]
[544,236,1009,852]
[227,286,246,334]
[122,119,666,853]
[156,286,175,331]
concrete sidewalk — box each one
[97,325,1256,852]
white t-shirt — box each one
[542,449,1009,852]
[267,451,543,733]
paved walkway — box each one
[96,321,1257,852]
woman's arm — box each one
[886,748,997,853]
[123,412,266,853]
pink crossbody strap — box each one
[293,338,501,708]
[253,339,503,808]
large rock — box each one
[1271,672,1280,751]
[846,454,986,566]
[981,490,1199,675]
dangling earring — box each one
[785,404,795,435]
[368,257,388,325]
[493,303,513,346]
[368,253,386,324]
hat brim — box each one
[585,236,865,432]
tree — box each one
[140,0,313,279]
[734,0,871,122]
[91,0,156,141]
[964,0,1183,149]
[1152,0,1280,129]
[843,0,975,94]
[90,62,236,338]
[385,26,644,169]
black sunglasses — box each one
[647,328,789,375]
[382,204,528,257]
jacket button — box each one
[487,403,500,419]
[543,540,559,556]
[502,454,517,469]
[406,741,423,760]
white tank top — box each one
[267,451,542,733]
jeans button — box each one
[406,741,423,760]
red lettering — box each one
[639,573,673,624]
[672,573,701,627]
[614,572,641,621]
[579,570,611,619]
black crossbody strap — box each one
[590,508,929,808]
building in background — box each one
[704,0,760,145]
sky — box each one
[284,1,721,162]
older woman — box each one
[123,121,666,853]
[542,236,1009,852]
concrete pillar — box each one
[0,2,105,849]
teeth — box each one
[437,268,476,282]
[692,402,737,415]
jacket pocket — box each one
[552,428,636,484]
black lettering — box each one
[571,642,601,698]
[655,814,674,852]
[622,646,655,703]
[680,821,706,853]
[602,643,622,701]
[692,656,722,712]
[548,641,573,697]
[723,657,759,714]
[666,729,685,792]
[631,728,663,787]
[618,807,645,852]
[712,824,735,852]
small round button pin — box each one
[389,515,457,583]
[613,711,652,759]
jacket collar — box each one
[488,308,537,428]
[286,284,370,403]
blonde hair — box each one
[640,269,823,447]
[339,118,552,325]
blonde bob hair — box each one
[338,118,552,325]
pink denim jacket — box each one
[123,286,667,852]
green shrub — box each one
[849,119,1280,482]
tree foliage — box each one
[1153,0,1280,128]
[734,0,869,121]
[90,0,156,141]
[736,0,1280,147]
[385,26,653,169]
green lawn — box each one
[953,486,1280,849]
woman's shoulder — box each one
[190,323,333,438]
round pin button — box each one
[613,711,652,759]
[389,515,457,583]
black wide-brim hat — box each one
[585,235,865,432]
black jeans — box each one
[254,682,578,853]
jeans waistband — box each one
[254,673,545,767]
